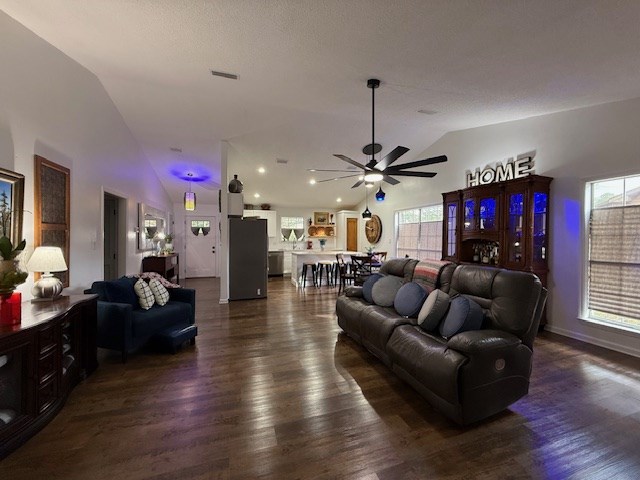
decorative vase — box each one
[228,174,244,193]
[0,291,21,326]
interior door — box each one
[103,194,118,280]
[185,215,218,278]
[346,217,358,251]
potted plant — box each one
[164,233,174,253]
[0,236,28,295]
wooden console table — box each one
[0,294,98,460]
[142,254,179,284]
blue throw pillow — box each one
[104,277,138,308]
[362,273,384,303]
[439,295,483,339]
[394,282,428,318]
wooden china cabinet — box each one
[442,175,552,321]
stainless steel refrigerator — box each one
[229,217,268,300]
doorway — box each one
[185,215,219,278]
[346,217,358,251]
[103,192,127,280]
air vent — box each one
[211,70,239,80]
[276,158,288,165]
[169,147,182,153]
[418,109,438,115]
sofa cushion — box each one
[362,273,384,303]
[394,282,428,318]
[417,289,450,331]
[372,276,404,307]
[439,295,483,339]
[104,277,138,308]
[134,278,155,310]
[149,278,170,306]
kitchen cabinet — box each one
[243,209,277,237]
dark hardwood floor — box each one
[2,277,640,479]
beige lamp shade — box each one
[26,246,68,273]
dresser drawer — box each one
[38,349,57,384]
[38,377,58,413]
[38,325,57,354]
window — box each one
[586,174,640,331]
[396,205,443,260]
[281,216,304,241]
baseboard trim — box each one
[544,324,640,358]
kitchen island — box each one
[290,250,361,287]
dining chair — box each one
[350,254,374,286]
[336,253,356,293]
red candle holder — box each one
[0,292,22,326]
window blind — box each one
[588,206,640,320]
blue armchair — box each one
[86,277,196,362]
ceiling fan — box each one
[313,78,447,188]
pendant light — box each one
[362,182,372,218]
[375,185,386,202]
[184,173,196,211]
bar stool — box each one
[317,260,334,287]
[301,262,317,288]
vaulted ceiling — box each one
[3,1,640,208]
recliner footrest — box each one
[153,324,198,353]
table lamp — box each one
[26,246,68,300]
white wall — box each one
[0,12,172,297]
[360,98,640,357]
[269,206,340,251]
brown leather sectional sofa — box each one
[336,258,547,425]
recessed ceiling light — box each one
[254,193,260,198]
[309,179,316,185]
[211,70,239,80]
[337,198,342,203]
[358,175,364,181]
[257,167,266,174]
[418,109,438,115]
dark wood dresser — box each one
[0,294,98,460]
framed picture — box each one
[314,211,329,225]
[0,168,25,246]
[34,155,70,287]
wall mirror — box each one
[138,203,166,251]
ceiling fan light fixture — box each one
[364,172,384,182]
[375,187,386,202]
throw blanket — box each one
[127,271,181,288]
[413,260,453,293]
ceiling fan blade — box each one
[377,146,410,170]
[383,175,400,185]
[317,174,361,183]
[384,171,437,178]
[334,154,368,170]
[392,155,448,171]
[351,179,365,189]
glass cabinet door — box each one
[464,199,475,230]
[446,202,457,257]
[533,192,548,262]
[507,193,524,264]
[479,197,497,231]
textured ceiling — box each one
[2,1,640,208]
